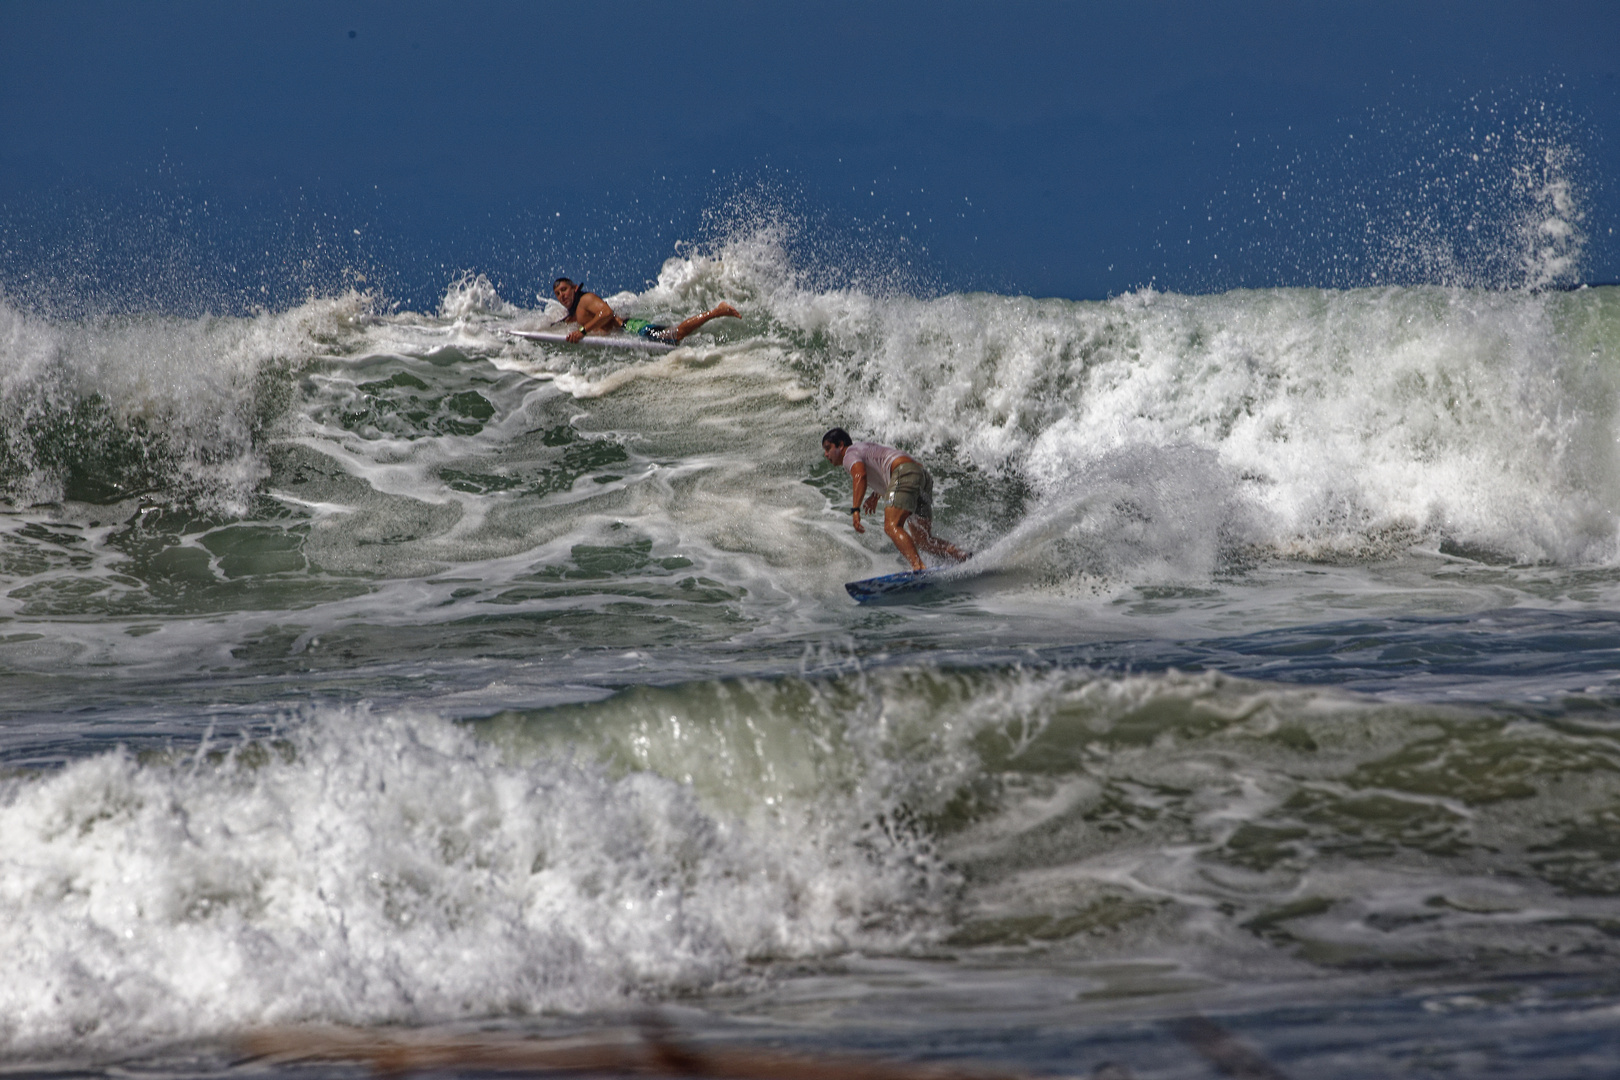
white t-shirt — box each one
[841,441,905,492]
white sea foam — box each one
[0,704,943,1053]
[439,272,518,320]
[0,293,373,513]
[732,261,1620,566]
[3,249,1619,680]
[7,644,1620,1052]
[16,236,1616,578]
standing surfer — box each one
[821,428,970,571]
[552,277,741,345]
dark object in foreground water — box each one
[239,1022,1031,1080]
[1167,1015,1292,1080]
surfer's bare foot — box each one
[673,302,743,341]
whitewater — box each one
[4,233,1620,1076]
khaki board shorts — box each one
[885,461,933,519]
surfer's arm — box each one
[849,462,868,534]
[568,295,617,342]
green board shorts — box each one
[885,460,934,518]
[624,318,677,344]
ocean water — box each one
[5,232,1620,1077]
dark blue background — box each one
[3,1,1617,314]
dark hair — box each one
[553,276,575,288]
[821,427,852,448]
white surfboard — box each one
[504,328,677,354]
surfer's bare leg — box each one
[672,303,741,341]
[907,516,970,563]
[884,507,927,571]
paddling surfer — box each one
[551,278,741,345]
[821,428,970,572]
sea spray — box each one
[755,270,1620,565]
[0,294,374,514]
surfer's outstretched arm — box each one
[671,302,741,341]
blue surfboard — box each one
[845,568,940,603]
